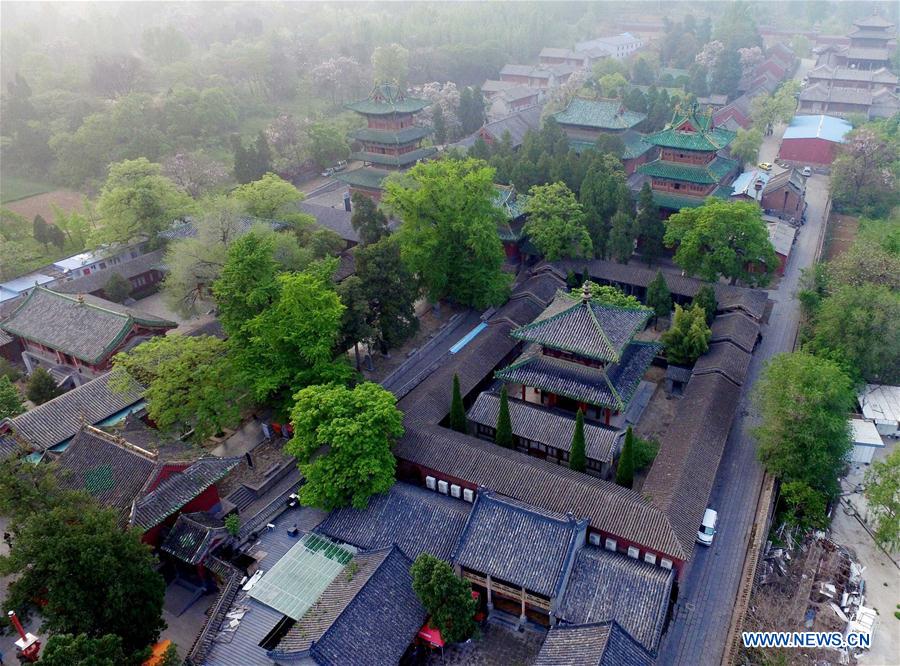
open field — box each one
[824,212,859,261]
[3,188,85,222]
[0,175,55,204]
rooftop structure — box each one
[848,418,885,465]
[859,384,900,437]
[536,621,653,666]
[53,249,166,299]
[575,33,643,60]
[160,512,228,565]
[779,115,853,165]
[798,83,900,120]
[554,98,646,133]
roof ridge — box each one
[79,424,158,462]
[585,300,620,362]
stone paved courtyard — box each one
[426,621,545,666]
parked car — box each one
[320,167,335,177]
[758,162,773,171]
[334,160,348,171]
[801,166,812,177]
[697,508,718,546]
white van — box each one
[697,508,718,545]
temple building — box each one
[495,286,659,427]
[338,83,436,201]
[636,104,739,213]
[840,14,896,70]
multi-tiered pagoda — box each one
[637,104,739,213]
[842,14,896,70]
[339,83,436,201]
[495,286,660,426]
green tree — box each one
[372,43,410,86]
[112,335,246,442]
[635,182,664,266]
[864,447,900,551]
[432,104,448,144]
[286,382,402,510]
[608,209,635,264]
[524,182,592,260]
[830,125,899,218]
[25,367,61,405]
[688,64,709,97]
[567,281,645,309]
[730,128,763,166]
[0,501,165,657]
[232,172,303,219]
[570,409,586,472]
[450,374,466,433]
[710,49,742,97]
[336,276,374,369]
[232,267,351,408]
[410,553,477,644]
[224,514,240,537]
[387,158,510,308]
[95,158,194,245]
[805,283,900,384]
[780,480,829,531]
[306,122,350,169]
[495,384,513,449]
[354,236,420,353]
[664,199,777,286]
[0,376,25,419]
[753,352,854,500]
[103,272,132,303]
[350,192,390,245]
[580,155,631,258]
[39,633,129,666]
[646,271,672,323]
[32,214,50,250]
[616,426,636,487]
[661,304,711,365]
[693,285,718,325]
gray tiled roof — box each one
[10,372,145,451]
[130,456,240,530]
[642,372,742,560]
[53,250,165,296]
[692,340,752,386]
[160,512,227,565]
[316,482,471,561]
[511,300,650,362]
[709,312,759,353]
[452,491,587,598]
[536,621,653,666]
[0,287,175,364]
[558,545,674,651]
[396,425,687,561]
[467,391,618,462]
[271,546,427,665]
[484,104,545,147]
[495,342,661,411]
[298,202,358,244]
[54,426,157,517]
[0,432,26,461]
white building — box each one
[859,384,900,438]
[848,418,884,465]
[575,32,643,60]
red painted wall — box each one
[778,137,838,165]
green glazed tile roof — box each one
[638,155,738,184]
[621,132,654,159]
[345,83,430,115]
[351,146,437,167]
[336,167,392,190]
[351,125,432,143]
[554,98,646,130]
[650,186,731,211]
[644,103,736,151]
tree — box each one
[566,281,645,309]
[306,122,350,169]
[458,87,485,134]
[213,231,281,340]
[103,272,132,303]
[805,283,900,384]
[95,158,194,245]
[864,447,900,551]
[387,158,510,308]
[753,352,854,500]
[608,209,635,264]
[410,553,477,644]
[286,382,402,510]
[830,125,899,218]
[450,374,466,433]
[495,384,513,449]
[0,376,24,419]
[232,173,303,219]
[350,192,390,245]
[828,242,900,291]
[730,128,763,166]
[635,183,664,266]
[688,64,709,97]
[780,480,829,531]
[580,156,631,258]
[162,151,229,198]
[432,103,448,144]
[26,367,61,405]
[0,500,165,657]
[524,182,592,260]
[616,426,636,487]
[710,49,742,98]
[39,633,128,666]
[570,409,586,472]
[693,285,718,325]
[664,199,777,286]
[33,214,50,250]
[632,57,656,85]
[112,335,245,442]
[662,304,711,365]
[372,43,410,87]
[646,271,672,323]
[355,237,420,352]
[337,276,374,369]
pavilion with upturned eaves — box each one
[637,104,739,213]
[495,286,660,426]
[339,83,436,202]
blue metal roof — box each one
[731,169,771,197]
[783,115,852,143]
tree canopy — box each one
[387,158,510,308]
[350,192,390,245]
[864,447,900,552]
[410,553,477,644]
[0,376,25,420]
[231,172,303,219]
[662,303,711,365]
[664,199,777,287]
[286,382,402,510]
[524,181,592,260]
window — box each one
[644,552,657,565]
[627,546,640,559]
[604,538,617,551]
[673,183,681,190]
[660,558,673,570]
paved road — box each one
[656,173,830,666]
